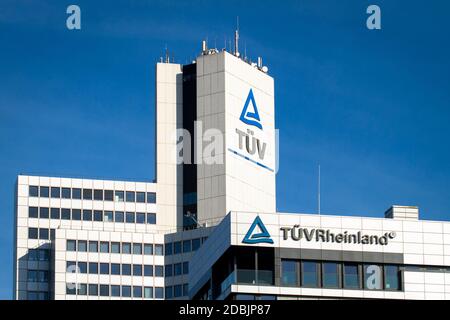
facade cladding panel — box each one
[13,43,450,300]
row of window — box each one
[66,237,205,256]
[29,186,156,203]
[28,249,50,261]
[28,207,157,225]
[27,270,49,283]
[28,228,54,240]
[66,283,164,298]
[281,259,401,291]
[27,291,48,300]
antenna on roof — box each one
[165,44,169,63]
[234,16,240,57]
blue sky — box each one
[0,0,449,299]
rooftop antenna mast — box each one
[234,16,240,57]
[165,44,169,63]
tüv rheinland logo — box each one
[240,88,262,130]
[242,216,274,244]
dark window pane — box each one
[126,191,135,202]
[174,285,182,297]
[93,189,103,201]
[111,285,120,297]
[174,241,182,254]
[192,238,201,251]
[122,286,131,297]
[136,212,145,224]
[28,249,38,261]
[93,210,103,221]
[39,249,49,261]
[104,211,113,222]
[111,242,120,254]
[165,264,173,277]
[384,265,400,290]
[100,242,109,253]
[111,263,120,275]
[39,186,49,197]
[302,261,319,287]
[183,240,191,253]
[126,212,135,223]
[61,188,71,199]
[115,191,124,202]
[51,187,60,198]
[183,262,189,275]
[51,208,60,219]
[165,243,173,256]
[29,207,38,218]
[78,262,87,273]
[281,260,298,286]
[72,188,81,199]
[89,241,98,252]
[343,263,360,289]
[136,192,146,203]
[155,266,163,277]
[122,264,131,276]
[146,213,156,224]
[146,192,156,203]
[83,210,92,221]
[77,284,87,295]
[28,228,38,239]
[133,286,142,298]
[174,263,182,276]
[67,240,76,251]
[155,287,163,299]
[165,287,173,299]
[39,207,49,218]
[72,209,81,220]
[61,208,71,220]
[66,286,76,295]
[115,211,124,223]
[133,265,142,276]
[82,189,92,200]
[104,190,113,201]
[29,186,39,197]
[89,263,98,274]
[323,262,340,288]
[99,285,109,296]
[78,240,87,252]
[364,264,382,290]
[39,228,49,240]
[144,265,153,277]
[133,243,142,255]
[144,244,153,255]
[88,284,98,296]
[122,243,131,254]
[155,244,163,256]
[100,263,109,275]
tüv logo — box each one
[240,89,262,130]
[242,216,274,244]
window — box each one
[83,210,92,221]
[100,241,109,253]
[144,244,153,255]
[115,191,124,202]
[78,240,87,252]
[104,211,113,222]
[165,243,173,255]
[174,263,182,276]
[122,243,131,254]
[111,263,120,275]
[78,262,87,274]
[66,286,76,295]
[144,265,153,277]
[302,261,319,287]
[29,186,39,197]
[51,187,60,198]
[72,209,81,220]
[28,291,47,300]
[133,243,142,255]
[133,286,142,298]
[67,240,76,251]
[183,240,191,253]
[72,188,81,199]
[126,191,135,202]
[39,249,49,261]
[174,241,182,254]
[94,189,103,201]
[182,262,189,275]
[100,189,112,201]
[28,249,38,261]
[99,285,109,297]
[78,284,87,295]
[89,241,98,252]
[165,286,173,299]
[88,284,98,296]
[83,189,92,200]
[126,212,135,223]
[384,265,400,290]
[155,287,163,299]
[364,264,382,290]
[93,210,102,222]
[136,212,145,224]
[111,242,120,254]
[27,270,38,282]
[133,265,142,276]
[61,187,71,199]
[144,287,153,299]
[281,260,298,286]
[183,284,188,296]
[66,261,76,271]
[343,263,360,289]
[155,244,163,256]
[115,211,124,223]
[39,228,49,240]
[51,208,60,219]
[28,228,38,239]
[100,263,109,275]
[111,285,120,297]
[147,213,156,224]
[29,207,38,218]
[136,192,146,203]
[323,262,340,288]
[40,186,49,197]
[147,192,156,203]
[122,264,131,276]
[39,207,49,218]
[174,285,182,298]
[165,264,173,277]
[61,208,71,220]
[155,265,164,277]
[89,263,98,274]
[122,286,131,297]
